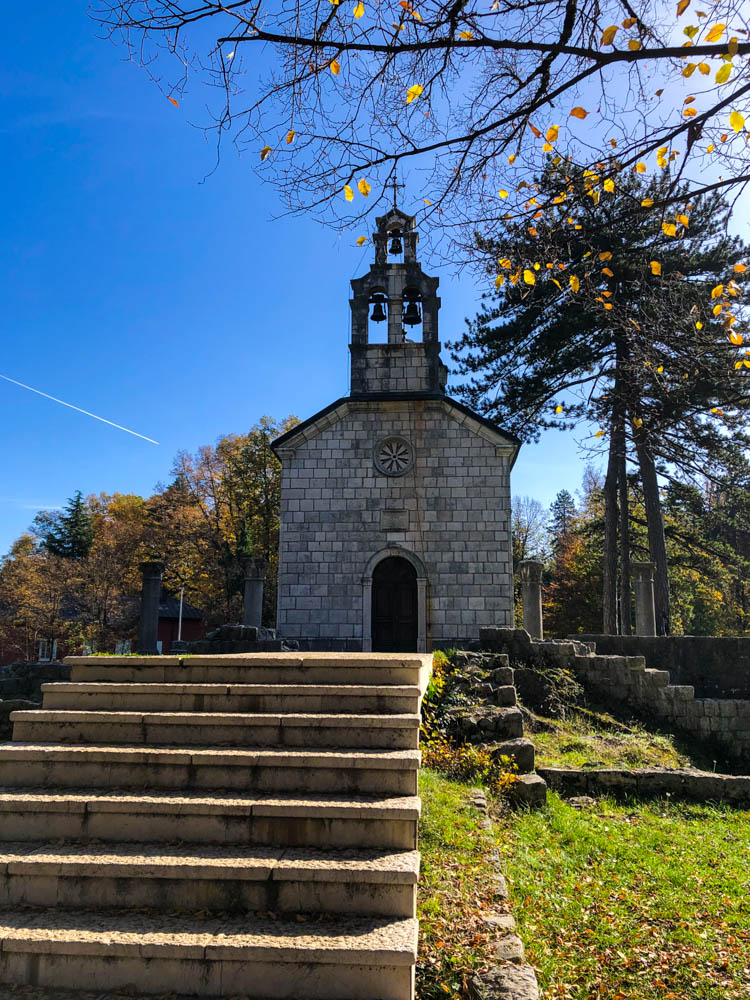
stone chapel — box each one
[272,206,520,652]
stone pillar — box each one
[519,559,544,639]
[632,561,657,636]
[243,557,268,629]
[137,561,165,655]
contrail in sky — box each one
[0,374,159,445]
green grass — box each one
[496,792,750,1000]
[530,708,706,771]
[417,770,501,999]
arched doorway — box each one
[371,556,418,652]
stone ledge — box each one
[538,766,750,805]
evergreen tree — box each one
[34,491,94,560]
[547,490,577,550]
[452,163,750,634]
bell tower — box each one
[349,205,448,396]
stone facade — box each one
[273,207,519,651]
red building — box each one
[157,592,205,654]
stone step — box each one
[41,682,421,715]
[0,908,418,999]
[492,737,535,774]
[66,653,430,691]
[0,790,420,849]
[10,711,421,750]
[0,744,420,796]
[0,843,419,917]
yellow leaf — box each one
[406,84,423,104]
[651,260,662,275]
[458,30,474,39]
[628,39,642,50]
[260,145,272,161]
[705,23,726,42]
[601,25,619,46]
[424,198,432,205]
[595,430,605,437]
[735,360,743,369]
[603,178,615,192]
[676,0,690,14]
[641,198,654,206]
[528,122,541,138]
[495,274,505,289]
[498,189,509,198]
[330,59,341,75]
[635,162,646,173]
[542,143,553,152]
[569,107,588,119]
[677,213,690,226]
[696,321,703,329]
[622,17,637,28]
[523,269,536,285]
[602,267,614,277]
[356,236,367,246]
[712,284,724,298]
[546,125,559,143]
[698,61,710,74]
[552,278,562,289]
[730,110,745,132]
[683,63,696,77]
[508,153,517,164]
[344,184,354,201]
[714,303,723,315]
[286,129,296,144]
[353,0,364,14]
[728,36,739,56]
[570,275,580,292]
[684,108,698,117]
[729,331,744,345]
[707,143,715,152]
[657,365,664,373]
[599,251,613,261]
[358,177,371,196]
[662,222,677,237]
[555,405,564,413]
[633,417,643,428]
[715,62,732,84]
[733,263,747,272]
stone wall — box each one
[539,766,750,805]
[480,628,750,766]
[276,398,515,648]
[576,634,750,699]
[0,661,71,739]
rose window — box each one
[374,436,413,476]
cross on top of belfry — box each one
[389,173,406,209]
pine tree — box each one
[547,490,577,549]
[452,163,750,634]
[34,491,94,560]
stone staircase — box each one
[0,652,432,1000]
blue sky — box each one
[1,4,591,556]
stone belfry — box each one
[272,202,520,652]
[349,205,448,396]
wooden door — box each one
[372,557,418,652]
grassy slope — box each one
[417,770,501,1000]
[499,793,750,1000]
[528,707,713,771]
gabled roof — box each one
[158,591,204,621]
[271,393,521,469]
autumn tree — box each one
[94,0,750,244]
[452,164,750,634]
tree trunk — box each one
[634,434,671,635]
[602,434,619,634]
[616,419,632,635]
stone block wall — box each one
[276,398,515,648]
[350,342,446,395]
[480,628,750,765]
[0,661,71,739]
[576,634,750,699]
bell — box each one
[403,300,421,326]
[389,233,403,256]
[370,299,386,323]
